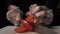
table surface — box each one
[0,26,39,34]
[0,26,60,34]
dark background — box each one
[0,0,60,29]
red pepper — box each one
[15,16,34,33]
[21,20,33,31]
[15,27,26,33]
[26,16,35,23]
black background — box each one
[0,0,60,29]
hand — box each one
[6,5,23,26]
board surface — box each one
[0,26,60,34]
[0,26,39,34]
